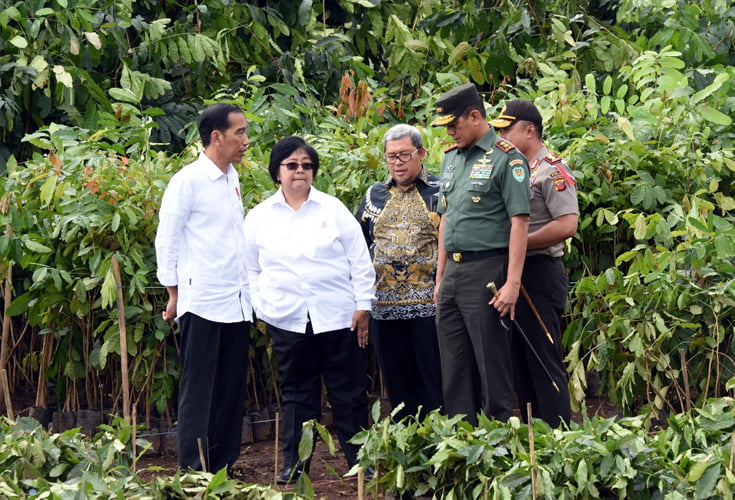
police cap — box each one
[489,99,543,130]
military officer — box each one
[432,84,531,425]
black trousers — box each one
[436,254,514,425]
[513,255,572,427]
[268,323,368,469]
[372,316,443,421]
[177,313,250,472]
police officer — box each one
[432,84,530,424]
[491,99,578,427]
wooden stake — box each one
[0,225,13,375]
[357,467,364,500]
[375,464,381,499]
[274,412,280,486]
[0,246,13,416]
[1,369,13,420]
[527,403,536,500]
[197,437,208,473]
[679,348,692,412]
[111,255,131,424]
[132,406,137,475]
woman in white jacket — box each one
[243,136,375,484]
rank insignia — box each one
[545,153,562,164]
[512,167,526,183]
[554,177,567,191]
[495,139,516,152]
[472,196,481,203]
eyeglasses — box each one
[384,148,420,164]
[281,162,314,171]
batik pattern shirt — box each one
[357,169,441,320]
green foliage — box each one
[353,398,735,499]
[0,0,735,446]
[0,118,179,412]
[0,416,285,499]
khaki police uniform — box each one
[513,145,578,427]
[436,128,530,423]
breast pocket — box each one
[314,225,343,259]
[467,179,493,196]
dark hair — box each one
[267,136,320,184]
[197,103,243,147]
[461,103,486,120]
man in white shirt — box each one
[155,102,252,473]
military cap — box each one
[431,83,484,126]
[489,99,543,129]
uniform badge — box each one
[441,195,447,208]
[554,177,567,191]
[495,139,516,153]
[512,166,526,183]
[472,196,480,203]
[469,164,493,178]
[509,159,524,166]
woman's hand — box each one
[351,310,370,348]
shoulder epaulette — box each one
[444,145,458,153]
[495,139,515,153]
[544,153,562,164]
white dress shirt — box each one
[155,152,252,323]
[243,186,375,334]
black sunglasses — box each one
[281,162,314,171]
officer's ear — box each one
[468,109,484,123]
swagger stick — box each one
[519,284,554,345]
[486,282,560,393]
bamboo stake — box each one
[679,348,692,412]
[0,225,13,374]
[0,245,13,414]
[197,437,208,473]
[375,464,381,499]
[111,255,131,424]
[1,369,13,419]
[273,412,280,486]
[132,406,138,475]
[527,403,537,500]
[357,468,364,500]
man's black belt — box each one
[449,248,508,263]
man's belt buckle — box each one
[452,252,462,263]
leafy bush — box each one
[0,416,285,499]
[353,397,735,499]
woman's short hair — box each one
[268,136,320,184]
